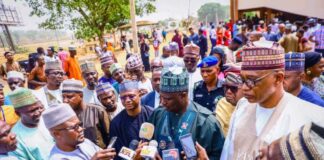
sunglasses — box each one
[224,85,239,93]
[56,122,83,131]
[49,71,65,76]
[183,58,197,64]
[120,94,137,101]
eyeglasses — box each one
[242,71,275,89]
[84,72,97,77]
[224,85,239,93]
[120,94,137,101]
[183,58,197,64]
[56,122,83,131]
[49,71,65,76]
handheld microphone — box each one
[118,140,139,160]
[129,139,139,150]
[139,122,155,141]
[140,140,158,160]
[162,148,180,160]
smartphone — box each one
[179,133,197,160]
[107,136,117,149]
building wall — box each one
[238,0,324,19]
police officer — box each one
[193,56,224,112]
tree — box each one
[23,0,156,44]
[197,2,229,24]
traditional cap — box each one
[169,42,179,51]
[160,66,189,93]
[285,24,292,30]
[80,61,96,73]
[47,46,55,52]
[96,82,116,96]
[45,60,63,71]
[150,58,163,70]
[126,54,143,70]
[42,103,76,129]
[109,63,122,75]
[232,37,243,45]
[184,43,200,55]
[119,80,139,93]
[8,88,38,109]
[241,43,285,70]
[68,46,76,51]
[7,71,24,80]
[279,122,324,160]
[62,79,83,93]
[304,52,322,69]
[197,56,218,68]
[224,72,243,86]
[100,53,114,65]
[163,45,170,51]
[211,47,225,56]
[285,52,305,71]
[224,63,242,76]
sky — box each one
[3,0,229,31]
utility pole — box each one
[129,0,139,53]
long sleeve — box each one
[99,109,110,147]
[198,116,224,160]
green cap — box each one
[160,66,189,93]
[8,88,38,109]
[109,63,122,74]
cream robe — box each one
[221,92,324,160]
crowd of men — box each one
[0,16,324,160]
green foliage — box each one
[197,2,229,23]
[22,0,156,43]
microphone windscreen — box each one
[129,140,139,150]
[139,122,155,140]
[149,140,158,147]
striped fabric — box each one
[100,53,114,65]
[96,82,115,95]
[62,79,83,93]
[224,72,243,86]
[279,123,324,160]
[242,44,285,71]
[285,53,305,71]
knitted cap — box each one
[45,60,63,71]
[80,61,96,73]
[8,88,38,109]
[126,54,143,70]
[42,103,76,129]
[241,43,285,70]
[62,79,83,93]
[160,67,189,93]
[184,43,200,55]
[109,63,123,75]
[7,71,24,80]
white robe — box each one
[188,68,203,100]
[32,86,62,109]
[221,92,324,160]
[109,101,124,119]
[82,87,102,106]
